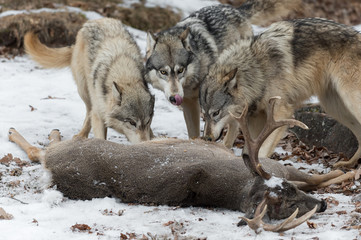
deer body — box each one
[43,137,324,219]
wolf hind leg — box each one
[182,97,200,139]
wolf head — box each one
[107,82,155,143]
[145,29,199,105]
[200,68,242,144]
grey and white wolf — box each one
[145,0,301,139]
[200,18,361,168]
[24,18,154,143]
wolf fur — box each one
[200,18,361,168]
[24,18,155,143]
[145,0,301,139]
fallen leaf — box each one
[71,223,91,232]
[163,221,174,226]
[120,233,128,239]
[336,210,347,215]
[307,221,317,229]
[29,105,37,111]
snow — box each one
[0,3,360,240]
[265,177,284,188]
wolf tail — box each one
[239,0,301,26]
[24,32,72,68]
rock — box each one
[290,105,358,159]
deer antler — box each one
[230,96,308,179]
[241,200,318,233]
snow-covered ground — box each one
[0,1,360,239]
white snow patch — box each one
[265,176,284,188]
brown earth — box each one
[0,0,360,57]
[0,12,86,57]
[219,0,361,25]
[0,0,182,57]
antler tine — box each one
[230,97,309,180]
[257,96,308,147]
[229,104,271,179]
[242,203,318,233]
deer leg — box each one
[8,128,43,162]
[48,129,61,147]
[316,171,355,188]
[286,166,344,185]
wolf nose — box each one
[169,94,183,106]
[169,96,176,104]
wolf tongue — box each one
[174,94,183,106]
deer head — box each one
[231,96,322,232]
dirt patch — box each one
[0,0,182,33]
[0,11,86,57]
[0,0,182,57]
[219,0,361,25]
[98,3,182,33]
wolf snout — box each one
[169,94,183,106]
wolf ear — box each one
[179,28,191,51]
[222,68,238,90]
[146,32,157,59]
[112,82,123,103]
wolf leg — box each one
[91,112,107,139]
[182,97,200,139]
[319,77,361,168]
[8,128,43,162]
[223,118,240,148]
[74,109,91,139]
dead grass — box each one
[219,0,361,25]
[0,0,182,32]
[0,12,86,56]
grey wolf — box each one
[200,18,361,168]
[24,18,154,143]
[145,0,301,139]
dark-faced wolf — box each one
[24,18,154,143]
[145,0,301,139]
[200,18,361,168]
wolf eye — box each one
[160,70,167,75]
[212,110,220,118]
[125,119,136,127]
[177,68,184,74]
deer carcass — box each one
[8,98,354,232]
